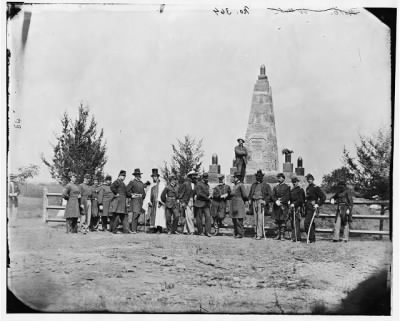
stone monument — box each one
[208,153,221,183]
[234,65,279,183]
[295,157,305,176]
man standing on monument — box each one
[304,174,326,243]
[271,173,290,240]
[234,138,248,180]
[248,170,272,240]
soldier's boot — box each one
[273,226,281,240]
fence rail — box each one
[42,188,390,237]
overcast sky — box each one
[7,4,391,184]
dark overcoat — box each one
[98,184,114,217]
[271,182,290,221]
[179,179,194,205]
[194,180,211,208]
[229,182,248,218]
[63,183,81,218]
[211,183,231,217]
[290,186,305,209]
[110,179,130,214]
[126,179,146,214]
[332,188,353,222]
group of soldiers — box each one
[61,164,354,243]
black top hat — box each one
[306,173,314,180]
[105,175,112,181]
[276,173,285,179]
[291,176,299,183]
[132,168,143,176]
[255,170,264,177]
[151,168,160,177]
[119,170,127,177]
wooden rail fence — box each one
[43,188,390,237]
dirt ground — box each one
[7,197,392,313]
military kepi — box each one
[119,170,127,177]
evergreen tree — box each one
[161,135,204,183]
[42,104,107,184]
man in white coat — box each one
[147,169,166,233]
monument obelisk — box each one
[244,65,278,183]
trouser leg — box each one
[172,207,180,233]
[232,218,238,236]
[254,201,263,238]
[274,220,281,240]
[292,212,301,241]
[72,218,78,233]
[120,214,129,233]
[111,213,119,233]
[195,208,203,235]
[343,220,350,241]
[203,207,211,235]
[184,206,195,233]
[165,208,172,232]
[131,211,140,232]
[66,218,71,233]
[333,213,341,241]
[101,216,108,231]
[237,218,244,237]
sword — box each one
[307,207,319,244]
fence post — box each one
[42,187,48,223]
[379,204,385,240]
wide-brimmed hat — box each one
[218,174,225,179]
[237,138,245,143]
[132,168,143,176]
[187,170,197,177]
[255,170,264,177]
[291,176,299,183]
[306,173,314,180]
[202,172,209,178]
[105,175,112,181]
[151,168,160,177]
[119,170,127,177]
[276,173,285,179]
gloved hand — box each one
[148,202,153,207]
[314,204,319,209]
[80,204,84,209]
[260,200,266,206]
[330,198,335,205]
[275,200,281,206]
[99,205,103,211]
[290,204,295,208]
[346,209,350,215]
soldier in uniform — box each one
[79,174,92,234]
[304,173,326,243]
[127,168,146,234]
[194,173,212,237]
[148,169,166,233]
[179,170,197,235]
[271,173,290,240]
[62,172,81,233]
[289,177,305,242]
[89,177,101,231]
[161,174,180,234]
[211,174,231,236]
[110,170,131,234]
[234,138,248,180]
[248,170,272,240]
[229,171,248,238]
[331,181,353,242]
[8,174,20,221]
[98,175,114,232]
